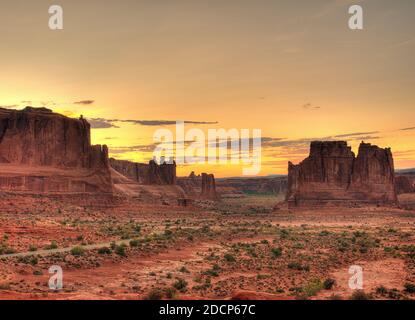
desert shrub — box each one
[279,229,290,239]
[179,266,190,273]
[164,229,173,237]
[271,247,282,258]
[303,279,324,297]
[70,246,85,256]
[165,287,177,299]
[288,262,310,271]
[33,270,43,276]
[129,239,140,247]
[319,230,330,236]
[323,278,336,290]
[115,244,127,257]
[28,245,38,252]
[45,241,58,250]
[257,274,271,280]
[224,253,236,262]
[98,247,111,255]
[404,283,415,293]
[376,285,388,295]
[349,290,371,300]
[30,256,38,266]
[173,278,188,291]
[145,288,163,300]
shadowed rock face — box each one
[0,107,112,193]
[109,158,176,185]
[286,141,397,207]
[395,175,415,194]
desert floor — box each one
[0,193,415,300]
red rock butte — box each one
[286,141,398,208]
[0,107,112,193]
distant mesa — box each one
[286,141,398,208]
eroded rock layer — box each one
[286,141,397,207]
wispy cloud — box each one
[334,131,379,138]
[74,100,95,105]
[89,119,119,129]
[302,103,321,110]
[88,117,218,128]
[400,126,415,131]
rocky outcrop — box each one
[177,171,219,200]
[0,107,112,193]
[395,175,415,194]
[201,173,218,200]
[109,158,176,185]
[286,141,397,207]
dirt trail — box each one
[0,239,136,259]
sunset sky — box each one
[1,0,414,177]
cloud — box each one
[400,127,415,131]
[74,100,95,105]
[88,119,119,129]
[334,131,379,138]
[88,117,218,127]
[302,103,321,110]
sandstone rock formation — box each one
[201,173,218,200]
[109,158,176,185]
[177,171,219,200]
[395,175,415,194]
[286,141,397,207]
[0,107,112,193]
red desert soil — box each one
[0,193,415,300]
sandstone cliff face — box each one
[0,107,112,193]
[109,158,176,185]
[286,141,397,207]
[0,107,108,169]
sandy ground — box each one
[0,193,415,300]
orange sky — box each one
[1,0,414,177]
